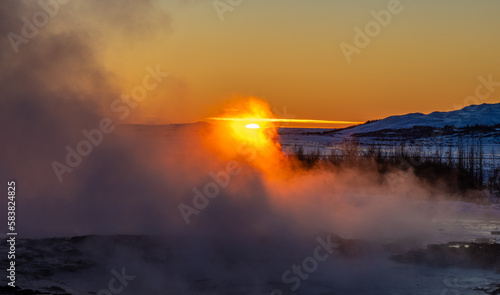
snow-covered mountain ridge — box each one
[340,103,500,135]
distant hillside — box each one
[340,103,500,136]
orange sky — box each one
[91,0,500,127]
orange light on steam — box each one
[203,98,286,176]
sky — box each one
[4,0,500,126]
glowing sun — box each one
[245,123,260,129]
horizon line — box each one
[206,117,365,125]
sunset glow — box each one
[204,98,287,176]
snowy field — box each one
[279,127,500,179]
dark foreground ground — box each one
[1,235,500,295]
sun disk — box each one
[246,123,260,129]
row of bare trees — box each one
[291,137,500,197]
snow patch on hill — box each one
[341,103,500,135]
